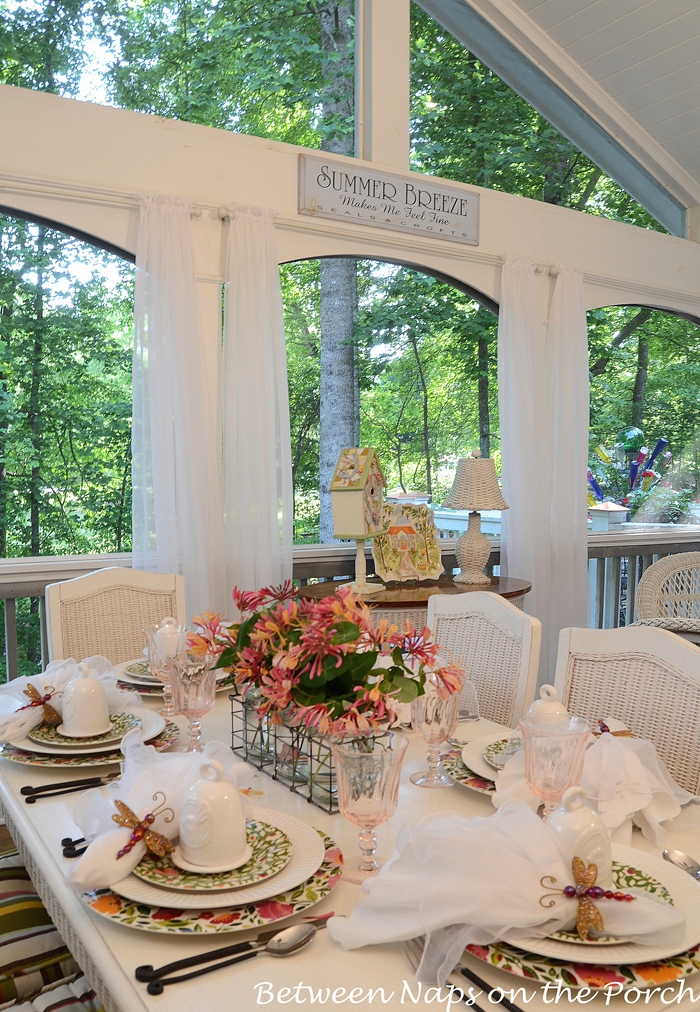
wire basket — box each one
[230,693,338,813]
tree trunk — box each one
[319,257,358,542]
[632,337,649,429]
[408,332,432,500]
[317,0,357,543]
[590,308,652,377]
[477,335,490,458]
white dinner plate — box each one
[461,733,509,781]
[10,709,165,756]
[514,845,700,964]
[112,807,326,909]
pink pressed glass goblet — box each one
[170,653,217,752]
[410,677,461,788]
[142,620,188,718]
[519,713,591,817]
[329,729,408,884]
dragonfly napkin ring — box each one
[540,856,635,939]
[19,685,61,725]
[113,793,175,860]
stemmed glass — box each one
[410,675,461,787]
[519,713,591,816]
[142,619,188,718]
[169,653,218,752]
[329,729,408,883]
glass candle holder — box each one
[329,729,408,884]
[170,653,217,752]
[519,713,591,817]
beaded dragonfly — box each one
[540,856,636,939]
[20,685,61,726]
[112,793,175,860]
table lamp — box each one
[443,451,508,584]
[329,447,387,596]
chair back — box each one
[554,625,700,793]
[45,567,186,665]
[427,591,541,727]
[636,551,700,619]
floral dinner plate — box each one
[0,720,179,767]
[85,831,342,933]
[27,712,139,748]
[133,818,293,892]
[112,808,325,909]
[441,748,495,795]
[13,710,165,756]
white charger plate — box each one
[514,845,700,964]
[461,733,511,781]
[112,807,326,909]
[11,709,165,756]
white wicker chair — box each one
[426,591,541,727]
[553,625,700,793]
[45,567,186,665]
[634,552,700,643]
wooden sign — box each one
[299,155,479,246]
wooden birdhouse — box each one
[330,448,387,539]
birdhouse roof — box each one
[330,448,386,491]
[589,502,629,513]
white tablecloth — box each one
[1,697,699,1012]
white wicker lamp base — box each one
[454,512,492,585]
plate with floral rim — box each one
[482,736,520,771]
[27,712,140,749]
[84,831,342,933]
[112,809,325,909]
[132,817,293,892]
[461,733,515,780]
[0,721,179,767]
[463,939,700,993]
[13,710,165,756]
[441,747,495,795]
[514,846,700,965]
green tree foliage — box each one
[409,4,663,229]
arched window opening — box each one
[0,212,134,674]
[587,305,700,526]
[281,257,499,545]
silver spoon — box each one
[663,849,700,880]
[146,922,317,993]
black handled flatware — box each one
[147,950,259,993]
[21,773,119,796]
[459,966,523,1012]
[26,783,110,803]
[135,913,333,982]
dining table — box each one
[0,691,699,1012]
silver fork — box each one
[402,935,487,1012]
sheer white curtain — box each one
[132,194,226,618]
[498,256,588,681]
[546,267,589,675]
[222,204,293,592]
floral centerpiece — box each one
[188,581,463,735]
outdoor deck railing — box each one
[2,526,700,679]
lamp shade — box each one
[443,453,509,512]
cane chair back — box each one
[636,552,700,620]
[45,567,186,666]
[554,625,700,793]
[427,591,541,727]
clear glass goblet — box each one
[410,678,461,787]
[142,620,188,718]
[519,713,591,817]
[329,729,408,884]
[170,653,217,752]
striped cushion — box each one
[0,853,79,1008]
[11,975,103,1012]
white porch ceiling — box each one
[416,0,700,236]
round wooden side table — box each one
[298,575,532,628]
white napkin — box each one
[327,800,685,986]
[65,729,253,892]
[0,656,141,742]
[493,718,696,845]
